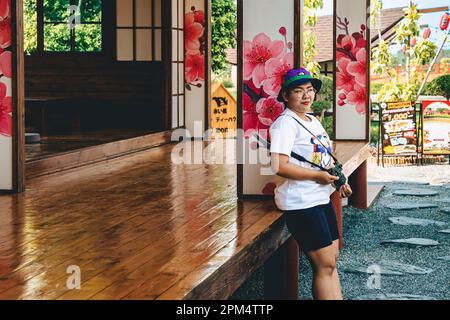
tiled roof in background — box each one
[311,7,406,62]
[224,7,407,65]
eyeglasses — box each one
[292,88,317,96]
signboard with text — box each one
[380,101,417,155]
[422,100,450,155]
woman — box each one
[269,68,353,300]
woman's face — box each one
[282,82,316,112]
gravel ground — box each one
[230,163,450,300]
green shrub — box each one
[371,83,384,95]
[321,116,334,139]
[423,75,450,100]
[370,122,380,146]
[222,79,234,88]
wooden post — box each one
[348,160,368,210]
[13,0,25,193]
[264,237,299,300]
[330,190,343,250]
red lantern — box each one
[440,13,449,31]
[423,27,431,39]
[410,37,417,46]
[402,44,407,54]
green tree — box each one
[311,75,332,120]
[371,1,438,102]
[24,0,37,54]
[211,0,236,74]
[303,0,323,77]
[24,0,102,54]
[424,75,450,100]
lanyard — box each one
[287,115,339,164]
[257,134,327,171]
[257,115,339,172]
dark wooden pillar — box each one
[330,190,343,250]
[348,160,368,210]
[12,0,25,193]
[264,237,299,300]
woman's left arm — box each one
[339,184,352,198]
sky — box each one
[317,0,449,49]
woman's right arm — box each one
[271,153,339,185]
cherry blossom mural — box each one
[334,0,369,140]
[185,0,207,138]
[243,29,293,138]
[0,0,12,190]
[185,5,205,90]
[0,0,11,138]
[241,0,295,196]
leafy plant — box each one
[303,0,323,77]
[311,75,333,120]
[424,75,450,99]
[24,0,103,54]
[211,0,237,74]
[371,1,438,102]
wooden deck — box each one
[0,140,374,300]
[0,141,288,300]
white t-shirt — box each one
[269,108,334,211]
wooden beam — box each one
[417,6,449,14]
[348,160,368,210]
[264,237,299,300]
[12,0,25,192]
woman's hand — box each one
[315,171,340,185]
[339,183,352,198]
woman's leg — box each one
[305,241,342,300]
[331,239,343,299]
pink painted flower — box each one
[340,35,355,51]
[194,10,205,26]
[185,11,204,54]
[262,182,277,195]
[262,52,294,97]
[256,97,285,126]
[243,79,260,113]
[336,57,355,94]
[243,111,272,138]
[185,53,205,83]
[347,83,366,115]
[0,81,11,137]
[0,0,10,19]
[243,112,259,137]
[0,50,11,78]
[0,0,10,49]
[347,48,366,86]
[243,92,256,113]
[243,33,285,88]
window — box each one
[24,0,103,54]
[116,0,162,61]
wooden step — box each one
[26,130,174,179]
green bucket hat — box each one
[277,68,322,102]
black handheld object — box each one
[327,162,347,190]
[255,133,346,190]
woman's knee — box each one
[332,240,340,263]
[311,257,337,275]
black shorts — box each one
[284,201,340,252]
